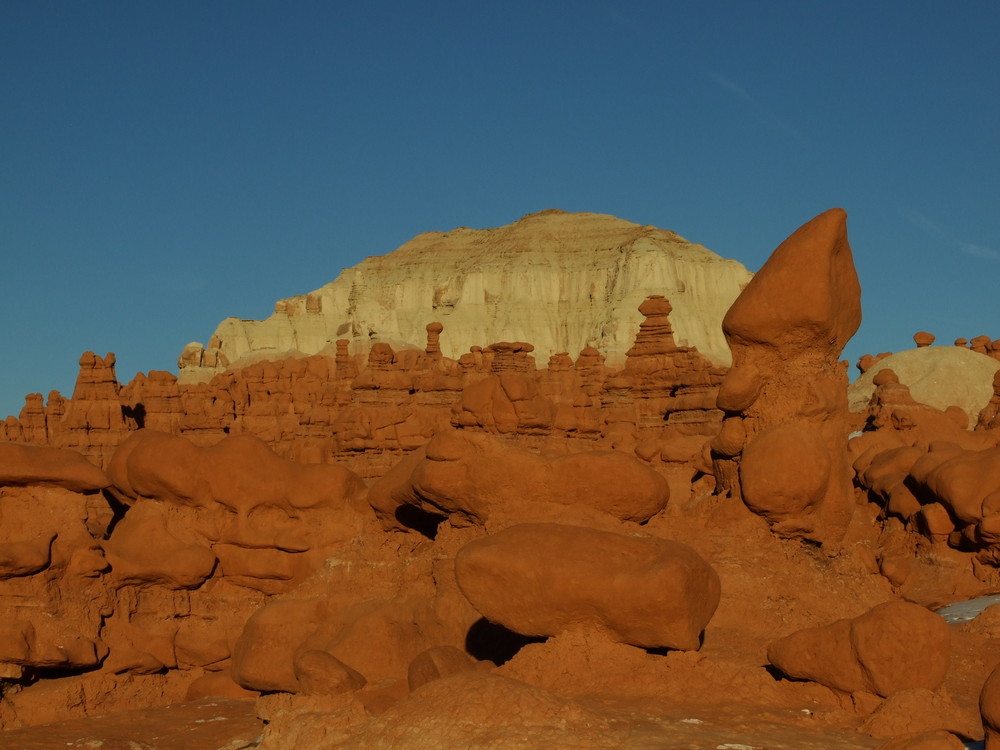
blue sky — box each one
[2,1,998,418]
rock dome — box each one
[177,210,752,382]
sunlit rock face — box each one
[0,443,112,680]
[712,208,862,546]
[177,210,752,383]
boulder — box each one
[980,660,1000,750]
[369,428,669,529]
[767,601,950,697]
[455,523,720,650]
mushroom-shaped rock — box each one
[913,332,936,347]
[455,523,720,651]
[767,601,950,698]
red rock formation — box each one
[1,297,730,500]
[58,352,129,466]
[455,523,720,650]
[713,208,862,545]
[981,661,1000,749]
[848,363,1000,564]
[604,295,726,442]
[913,331,936,347]
[971,335,992,355]
[862,689,979,743]
[861,369,977,442]
[0,441,109,491]
[978,371,1000,430]
[424,322,443,358]
[368,427,669,531]
[767,601,951,698]
[0,444,112,693]
[0,430,376,720]
[858,351,893,374]
[13,210,1000,748]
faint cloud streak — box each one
[963,243,1000,261]
[898,206,951,241]
[899,206,1000,261]
[706,71,804,143]
[707,71,753,102]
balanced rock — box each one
[455,523,720,650]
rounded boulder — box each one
[455,523,720,651]
[767,600,950,698]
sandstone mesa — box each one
[2,209,1000,749]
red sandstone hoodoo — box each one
[2,209,1000,749]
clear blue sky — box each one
[2,1,998,418]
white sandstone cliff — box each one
[178,209,753,382]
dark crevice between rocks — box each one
[394,504,445,539]
[465,617,545,665]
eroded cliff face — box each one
[177,210,752,382]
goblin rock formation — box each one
[1,290,728,491]
[712,208,861,545]
[0,444,110,683]
[5,208,1000,750]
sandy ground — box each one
[0,698,262,750]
